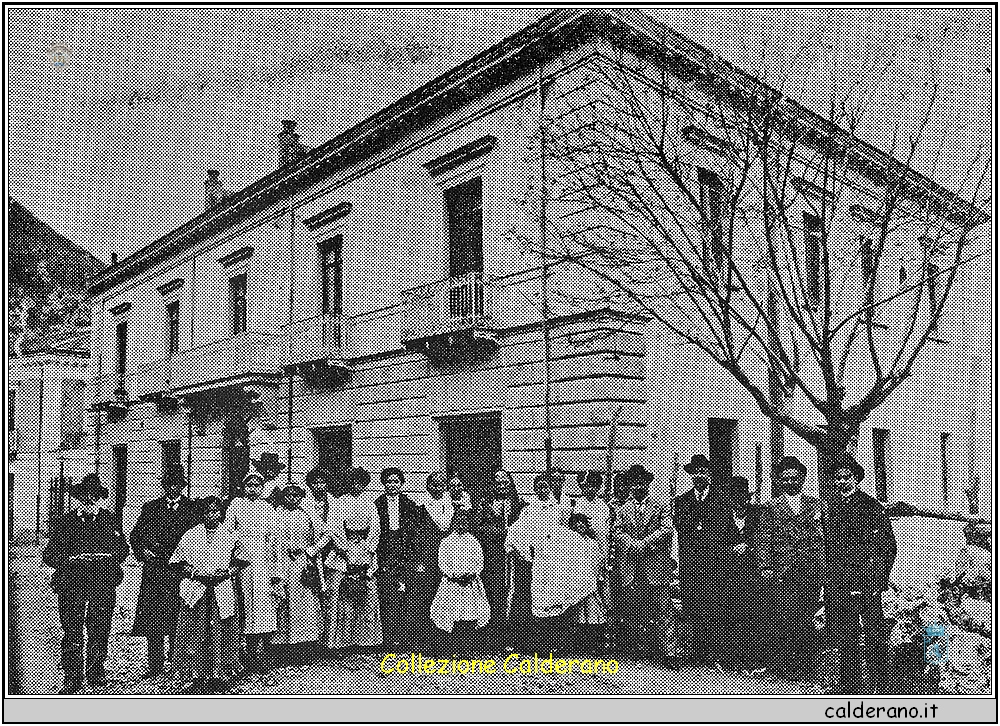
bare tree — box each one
[520,20,990,499]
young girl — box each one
[330,515,381,668]
[271,484,324,664]
[169,496,249,693]
[430,508,490,654]
[567,512,608,654]
[227,474,280,673]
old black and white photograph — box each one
[4,4,995,712]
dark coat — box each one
[373,493,421,574]
[823,489,897,605]
[474,495,526,615]
[728,504,763,614]
[129,496,201,637]
[753,494,827,616]
[43,509,129,594]
[673,487,737,617]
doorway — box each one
[439,412,501,505]
[707,417,738,500]
[312,426,352,496]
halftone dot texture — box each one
[7,7,991,696]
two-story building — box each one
[85,9,990,546]
[8,330,93,537]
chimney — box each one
[204,169,226,210]
[277,120,307,167]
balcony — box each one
[400,271,503,355]
[282,313,353,385]
[170,331,283,395]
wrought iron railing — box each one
[400,271,500,341]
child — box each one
[169,496,249,693]
[430,508,490,654]
[330,515,382,669]
[567,512,608,654]
[227,474,280,673]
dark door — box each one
[112,444,127,527]
[439,412,502,505]
[220,395,249,501]
[312,426,352,496]
[707,417,737,501]
[445,177,483,278]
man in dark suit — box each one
[43,475,130,694]
[753,456,826,679]
[374,467,421,648]
[129,465,201,678]
[824,457,897,694]
[674,454,738,666]
[726,475,764,669]
[612,464,679,668]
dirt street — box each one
[10,544,818,695]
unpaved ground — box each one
[10,544,818,695]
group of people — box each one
[42,450,896,695]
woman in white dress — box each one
[227,474,280,672]
[430,508,490,654]
[271,483,324,664]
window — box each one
[445,177,483,278]
[161,439,182,476]
[872,428,890,502]
[940,432,951,507]
[59,379,86,449]
[229,273,247,335]
[166,300,180,354]
[115,320,128,378]
[802,213,824,307]
[320,236,343,315]
[698,168,726,272]
[112,444,127,526]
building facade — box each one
[84,10,990,549]
[8,332,93,537]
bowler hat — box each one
[682,454,712,474]
[280,483,307,497]
[826,456,865,482]
[70,474,109,501]
[621,463,655,485]
[775,455,807,478]
[252,452,286,479]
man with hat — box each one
[129,464,201,679]
[674,454,737,666]
[611,464,679,668]
[753,455,827,679]
[823,457,896,694]
[43,474,130,693]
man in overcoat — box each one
[674,454,737,665]
[43,475,130,693]
[129,465,201,677]
[726,475,764,669]
[373,467,421,648]
[752,456,826,679]
[613,464,679,668]
[823,457,897,694]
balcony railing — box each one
[284,313,347,366]
[400,271,501,343]
[170,331,283,392]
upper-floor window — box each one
[229,273,247,335]
[115,320,128,377]
[320,236,343,315]
[166,300,180,354]
[802,212,824,307]
[445,177,483,278]
[697,167,726,273]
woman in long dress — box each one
[227,474,280,672]
[271,483,325,664]
[169,496,249,693]
[330,515,382,668]
[430,508,490,654]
